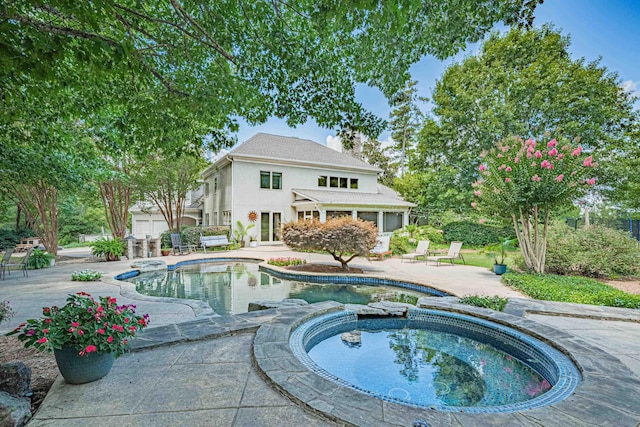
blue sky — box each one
[235,0,640,147]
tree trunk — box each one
[99,180,131,239]
[511,206,549,274]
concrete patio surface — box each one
[1,246,639,426]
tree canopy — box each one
[411,25,638,194]
[2,0,542,144]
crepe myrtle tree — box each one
[282,217,378,270]
[473,135,597,273]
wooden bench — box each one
[200,235,231,253]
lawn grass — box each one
[459,295,508,311]
[502,272,640,309]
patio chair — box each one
[170,233,190,256]
[401,240,430,263]
[1,247,32,280]
[369,235,392,260]
[0,247,15,279]
[426,241,465,266]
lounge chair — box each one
[426,241,465,266]
[401,240,430,263]
[369,235,392,260]
[1,247,32,280]
[170,233,190,255]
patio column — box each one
[403,211,409,228]
[319,210,327,223]
[352,210,358,220]
[378,211,384,232]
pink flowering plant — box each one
[474,135,597,273]
[7,292,149,357]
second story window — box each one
[214,177,218,192]
[260,171,282,189]
[350,178,358,189]
[318,176,327,187]
[205,182,210,197]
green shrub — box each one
[541,224,640,278]
[442,221,513,246]
[419,225,444,244]
[201,226,230,237]
[502,272,640,309]
[459,295,508,311]
[390,234,413,255]
[0,227,34,250]
[91,237,125,261]
[27,249,54,269]
[267,257,307,267]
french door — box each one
[260,212,282,242]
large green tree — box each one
[2,1,542,144]
[412,25,638,194]
[135,154,208,233]
[388,80,424,175]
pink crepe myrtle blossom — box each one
[555,174,564,182]
[514,157,520,163]
[506,166,512,172]
[479,218,485,224]
[505,177,511,183]
[583,156,593,167]
[497,153,503,158]
[474,190,482,196]
[37,337,47,344]
[587,178,596,185]
[547,139,557,148]
[531,174,541,182]
[557,154,564,160]
[548,148,558,157]
[498,164,505,170]
[531,162,536,167]
[540,160,552,169]
[525,138,536,147]
[471,202,477,208]
[526,152,533,159]
[479,164,487,171]
[571,146,582,157]
[534,150,543,159]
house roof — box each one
[226,133,381,173]
[291,184,415,208]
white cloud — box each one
[622,80,640,99]
[326,135,342,152]
[379,136,395,150]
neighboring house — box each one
[129,187,204,238]
[201,133,414,244]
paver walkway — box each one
[1,246,639,426]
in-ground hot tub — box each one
[289,309,581,413]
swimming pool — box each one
[121,260,441,315]
[289,309,581,413]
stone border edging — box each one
[253,300,640,426]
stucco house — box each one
[200,133,414,244]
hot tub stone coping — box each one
[252,302,640,427]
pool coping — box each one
[252,302,640,426]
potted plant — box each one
[482,238,517,275]
[160,246,171,256]
[233,220,255,248]
[7,292,149,384]
[249,234,258,247]
[27,249,55,269]
[91,237,125,261]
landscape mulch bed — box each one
[0,335,57,415]
[285,264,364,274]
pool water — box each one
[126,262,427,315]
[308,327,551,408]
